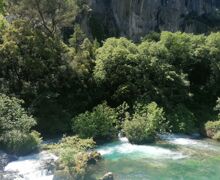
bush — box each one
[48,136,100,180]
[167,105,196,133]
[72,103,117,140]
[0,94,36,133]
[214,98,220,118]
[205,121,220,138]
[0,94,41,155]
[123,102,166,144]
[213,131,220,141]
[0,130,41,155]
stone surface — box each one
[85,0,220,40]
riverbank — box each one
[1,134,220,180]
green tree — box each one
[69,24,86,52]
[8,0,89,36]
[0,0,5,14]
[166,104,196,133]
[73,103,117,140]
[138,40,190,107]
[0,94,41,154]
[206,33,220,98]
[123,102,166,144]
[0,20,74,133]
[94,37,151,104]
[215,97,220,118]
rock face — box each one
[87,0,220,40]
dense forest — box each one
[1,0,220,179]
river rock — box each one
[99,172,114,180]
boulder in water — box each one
[99,172,114,180]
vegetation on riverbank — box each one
[45,136,101,180]
[0,0,220,157]
[0,94,41,155]
[205,99,220,141]
[123,102,166,144]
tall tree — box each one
[8,0,89,36]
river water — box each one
[94,134,220,180]
[1,134,220,180]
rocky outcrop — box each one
[86,0,220,40]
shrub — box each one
[48,136,100,180]
[0,94,36,133]
[167,104,196,133]
[213,131,220,141]
[123,102,166,144]
[0,130,41,155]
[214,97,220,118]
[72,103,117,140]
[0,94,41,155]
[205,121,220,138]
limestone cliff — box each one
[86,0,220,40]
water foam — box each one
[159,134,220,151]
[4,151,58,180]
[97,136,187,160]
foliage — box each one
[47,136,100,180]
[1,1,220,139]
[0,130,41,155]
[167,105,196,134]
[214,97,220,118]
[0,94,41,155]
[73,103,117,140]
[0,19,98,134]
[0,94,36,133]
[94,37,191,107]
[123,102,166,144]
[115,102,130,129]
[205,121,220,138]
[94,37,152,105]
[0,0,5,14]
[7,0,89,36]
[0,14,7,32]
[213,131,220,141]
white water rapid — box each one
[3,151,58,180]
[97,135,188,160]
